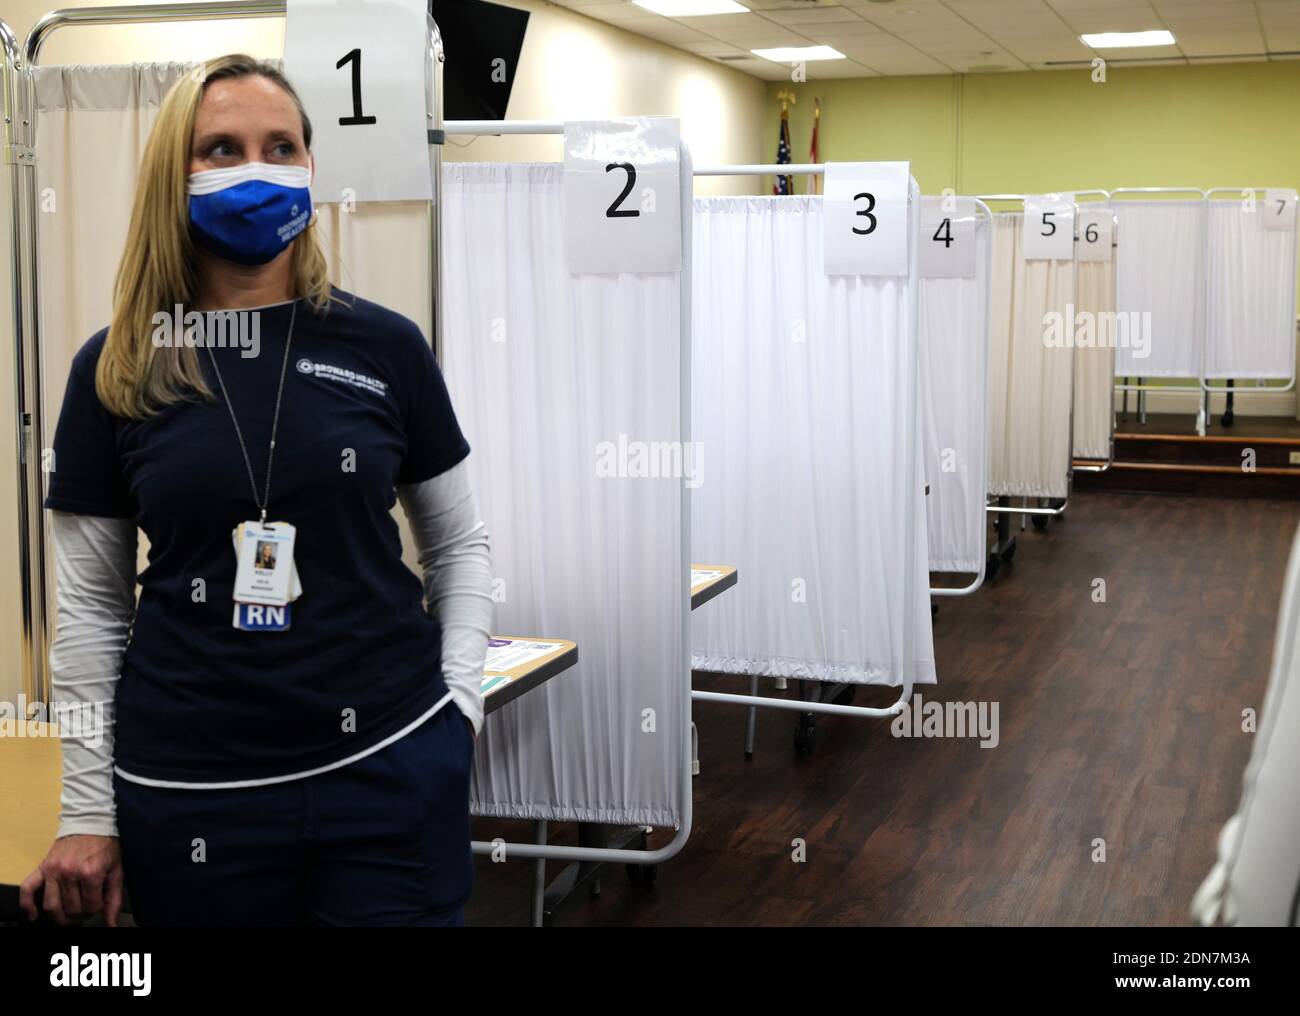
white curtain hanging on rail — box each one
[918,217,989,574]
[1073,256,1116,460]
[441,162,685,827]
[690,195,935,687]
[1204,198,1298,381]
[1113,199,1204,379]
[986,213,1073,500]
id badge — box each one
[233,522,296,606]
[233,601,292,631]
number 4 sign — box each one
[920,195,976,278]
[284,0,433,204]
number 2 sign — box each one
[823,162,910,277]
[563,118,682,275]
[284,0,433,204]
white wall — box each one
[0,0,768,706]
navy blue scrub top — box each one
[45,287,471,783]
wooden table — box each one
[690,565,738,610]
[0,722,61,917]
[482,636,578,713]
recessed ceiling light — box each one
[633,0,749,15]
[1082,30,1176,48]
[752,45,846,62]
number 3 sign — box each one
[284,0,433,204]
[823,162,910,277]
[563,118,682,275]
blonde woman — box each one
[19,54,492,926]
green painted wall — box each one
[766,61,1300,198]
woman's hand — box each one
[19,835,125,926]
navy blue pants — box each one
[114,703,475,926]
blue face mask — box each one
[187,161,313,266]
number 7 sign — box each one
[284,0,433,204]
[1262,189,1298,232]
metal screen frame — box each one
[976,193,1076,519]
[689,163,926,727]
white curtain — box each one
[1194,524,1300,926]
[987,213,1073,500]
[1074,258,1116,460]
[1205,200,1297,381]
[31,62,434,620]
[690,196,935,687]
[442,163,685,826]
[918,217,989,573]
[1114,199,1204,379]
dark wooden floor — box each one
[1116,411,1300,440]
[465,492,1300,926]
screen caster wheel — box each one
[626,863,658,887]
[793,714,817,755]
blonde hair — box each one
[98,54,342,419]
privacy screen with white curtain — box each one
[1114,199,1205,379]
[1204,197,1298,381]
[442,162,686,827]
[918,215,989,574]
[690,195,935,687]
[1074,252,1117,461]
[987,213,1074,500]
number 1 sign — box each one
[563,118,682,275]
[284,0,433,204]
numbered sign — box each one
[1076,208,1114,263]
[563,118,682,275]
[1262,189,1298,232]
[920,196,976,278]
[1023,193,1075,260]
[284,0,432,204]
[824,161,910,277]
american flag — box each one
[807,98,821,195]
[774,107,793,196]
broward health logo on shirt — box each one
[295,357,388,397]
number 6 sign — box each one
[284,0,433,204]
[823,162,910,276]
[563,118,683,275]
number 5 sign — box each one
[563,118,682,275]
[284,0,433,204]
[1022,194,1075,260]
[823,162,910,276]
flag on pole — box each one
[807,98,821,195]
[774,90,794,195]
